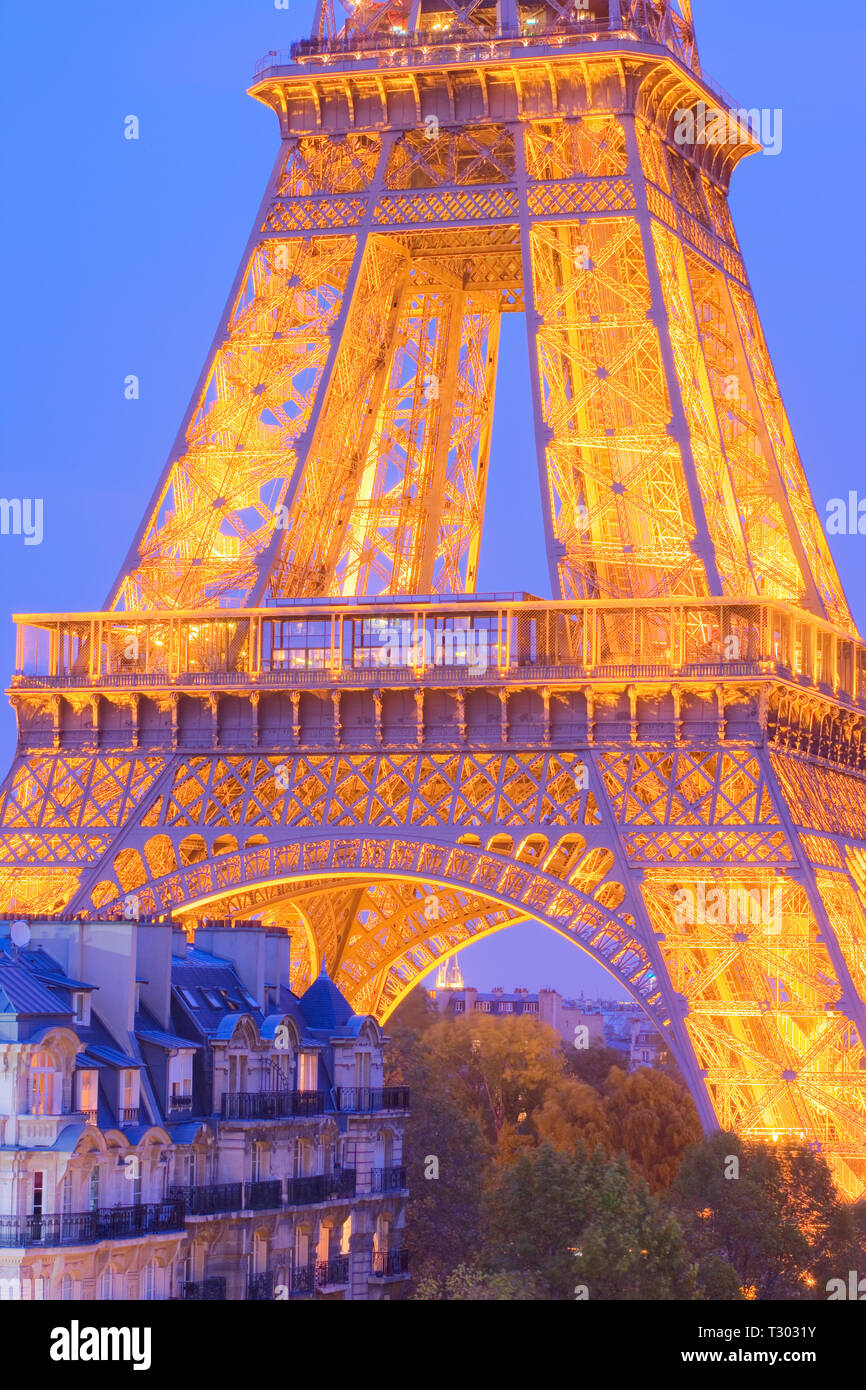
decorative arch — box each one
[71,825,670,1035]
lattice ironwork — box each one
[3,1,866,1198]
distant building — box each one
[430,976,667,1069]
[429,981,603,1049]
[629,1018,668,1070]
[0,917,408,1301]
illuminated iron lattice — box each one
[4,0,866,1198]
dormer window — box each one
[119,1070,140,1124]
[73,993,90,1026]
[30,1051,58,1116]
[298,1052,317,1091]
[76,1069,98,1124]
[168,1055,193,1112]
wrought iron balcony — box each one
[335,1087,410,1113]
[168,1094,193,1114]
[0,1201,185,1249]
[220,1089,324,1120]
[243,1179,282,1211]
[247,1271,275,1301]
[370,1165,406,1193]
[286,1169,356,1206]
[169,1183,243,1216]
[289,1262,317,1297]
[372,1248,409,1278]
[181,1277,226,1300]
[316,1255,349,1287]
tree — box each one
[669,1132,865,1299]
[414,1263,538,1301]
[419,1013,565,1141]
[561,1042,625,1090]
[602,1066,702,1192]
[401,1077,489,1283]
[484,1142,708,1299]
[531,1076,613,1154]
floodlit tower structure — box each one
[3,0,866,1197]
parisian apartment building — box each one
[0,916,409,1300]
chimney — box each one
[264,929,292,1000]
[135,921,175,1029]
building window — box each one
[228,1053,248,1093]
[76,1070,98,1122]
[119,1070,140,1120]
[88,1168,100,1212]
[297,1052,317,1091]
[143,1262,156,1301]
[30,1052,57,1116]
[32,1172,44,1217]
[250,1142,267,1183]
[73,992,90,1025]
[168,1055,193,1107]
[61,1276,74,1301]
[100,1269,114,1301]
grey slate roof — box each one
[0,959,72,1015]
[299,966,354,1030]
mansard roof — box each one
[0,963,68,1016]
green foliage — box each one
[669,1132,866,1299]
[414,1263,538,1301]
[401,1080,489,1283]
[389,1002,863,1301]
[561,1042,626,1090]
[483,1143,708,1300]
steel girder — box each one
[3,17,866,1197]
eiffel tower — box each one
[3,0,866,1198]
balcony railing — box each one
[118,1107,140,1125]
[289,1262,317,1297]
[18,598,862,711]
[221,1089,324,1121]
[170,1183,243,1216]
[370,1166,406,1193]
[168,1094,193,1114]
[286,1170,356,1206]
[181,1277,226,1300]
[336,1087,410,1113]
[0,1201,185,1249]
[316,1254,350,1287]
[247,1272,275,1301]
[372,1248,409,1278]
[244,1179,283,1211]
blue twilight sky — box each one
[0,0,864,996]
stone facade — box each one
[0,918,408,1300]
